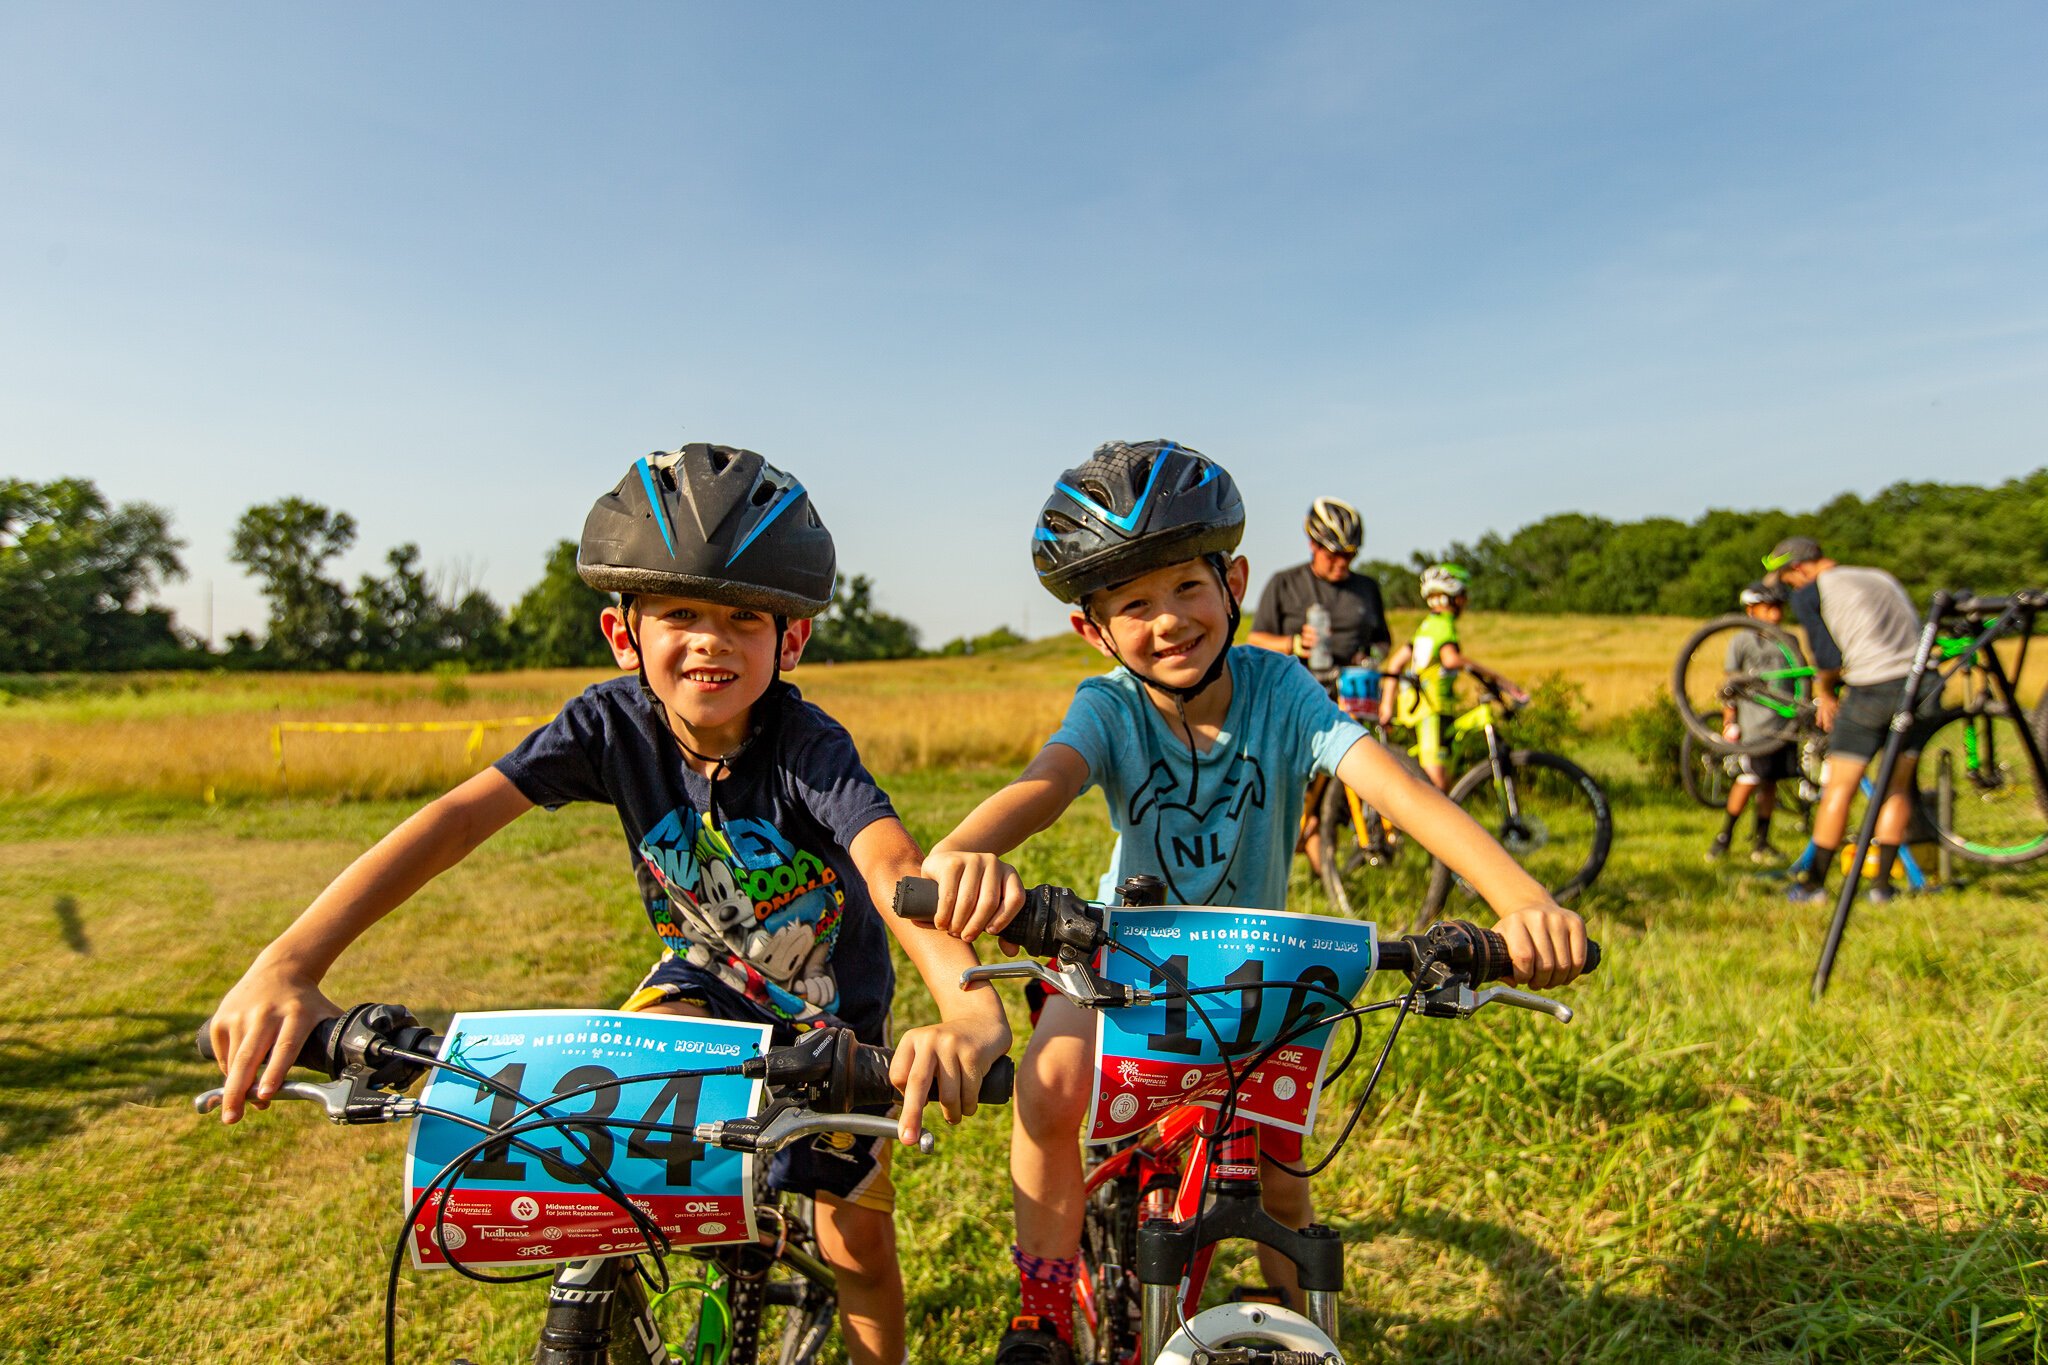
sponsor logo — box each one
[697,1221,728,1237]
[1275,1048,1304,1065]
[515,1244,556,1257]
[1181,1068,1205,1091]
[1109,1093,1140,1124]
[1273,1076,1297,1102]
[684,1200,722,1214]
[435,1225,467,1251]
[549,1288,615,1305]
[542,1226,565,1242]
[510,1196,540,1222]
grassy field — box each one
[0,613,1731,803]
[2,637,2045,1363]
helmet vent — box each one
[706,447,732,474]
[751,481,776,507]
[658,464,678,491]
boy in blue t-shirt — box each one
[206,444,1010,1365]
[918,441,1589,1365]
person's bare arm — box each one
[1245,628,1300,655]
[1376,643,1415,723]
[207,767,535,1122]
[853,818,1013,1144]
[923,743,1091,943]
[1440,643,1524,700]
[1813,668,1843,731]
[1333,737,1585,988]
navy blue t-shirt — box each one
[495,676,899,1040]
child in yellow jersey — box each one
[1378,562,1526,789]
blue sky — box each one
[4,3,2045,645]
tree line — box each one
[1356,467,2048,616]
[0,482,947,673]
[8,468,2044,672]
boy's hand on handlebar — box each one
[887,1015,1010,1145]
[1491,902,1587,992]
[918,850,1024,951]
[207,966,342,1125]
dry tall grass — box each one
[3,614,2038,801]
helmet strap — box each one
[1082,552,1240,806]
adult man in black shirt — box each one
[1248,497,1392,869]
[1248,497,1392,681]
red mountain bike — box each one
[896,875,1599,1364]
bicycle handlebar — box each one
[198,1005,1013,1113]
[892,875,1599,983]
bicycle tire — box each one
[1076,1172,1141,1365]
[1672,614,1812,755]
[1678,725,1733,809]
[1914,704,2048,866]
[1418,749,1612,929]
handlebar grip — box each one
[195,1016,342,1074]
[1477,932,1603,981]
[848,1044,1017,1110]
[893,876,940,922]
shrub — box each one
[1618,684,1686,783]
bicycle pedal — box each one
[1226,1285,1289,1306]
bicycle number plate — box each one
[1087,907,1377,1141]
[404,1009,769,1269]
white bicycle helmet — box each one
[1419,562,1470,602]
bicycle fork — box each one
[535,1259,671,1365]
[1132,1121,1342,1362]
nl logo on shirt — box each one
[1085,906,1378,1142]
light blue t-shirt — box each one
[1047,645,1369,909]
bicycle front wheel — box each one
[1420,750,1613,927]
[1916,705,2048,865]
[1672,614,1812,755]
[1316,760,1436,918]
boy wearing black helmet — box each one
[918,441,1588,1365]
[205,444,1010,1365]
[1709,582,1805,863]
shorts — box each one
[1829,678,1942,763]
[1734,744,1797,785]
[623,955,895,1213]
[1414,710,1445,769]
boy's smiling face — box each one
[602,592,810,740]
[1072,555,1248,690]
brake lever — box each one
[1415,983,1575,1023]
[959,960,1146,1009]
[193,1078,416,1124]
[696,1107,936,1155]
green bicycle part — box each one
[653,1267,734,1365]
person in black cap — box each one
[1763,536,1936,903]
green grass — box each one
[1,766,2044,1363]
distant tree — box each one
[937,625,1026,657]
[353,543,441,670]
[1356,558,1421,609]
[443,588,510,666]
[230,498,358,667]
[0,477,188,671]
[506,540,612,668]
[805,573,922,662]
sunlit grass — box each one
[2,760,2043,1362]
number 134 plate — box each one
[1087,907,1378,1142]
[404,1010,770,1269]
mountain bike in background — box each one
[1674,609,2048,867]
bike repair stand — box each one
[1788,776,1931,892]
[1135,1117,1343,1360]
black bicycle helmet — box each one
[1306,497,1363,556]
[1739,580,1787,608]
[578,444,835,618]
[1032,440,1245,606]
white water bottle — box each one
[1306,603,1333,672]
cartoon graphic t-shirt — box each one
[1047,646,1367,909]
[495,677,898,1040]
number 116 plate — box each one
[403,1010,770,1269]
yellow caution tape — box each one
[270,714,557,773]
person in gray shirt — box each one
[1765,536,1937,904]
[1709,582,1804,863]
